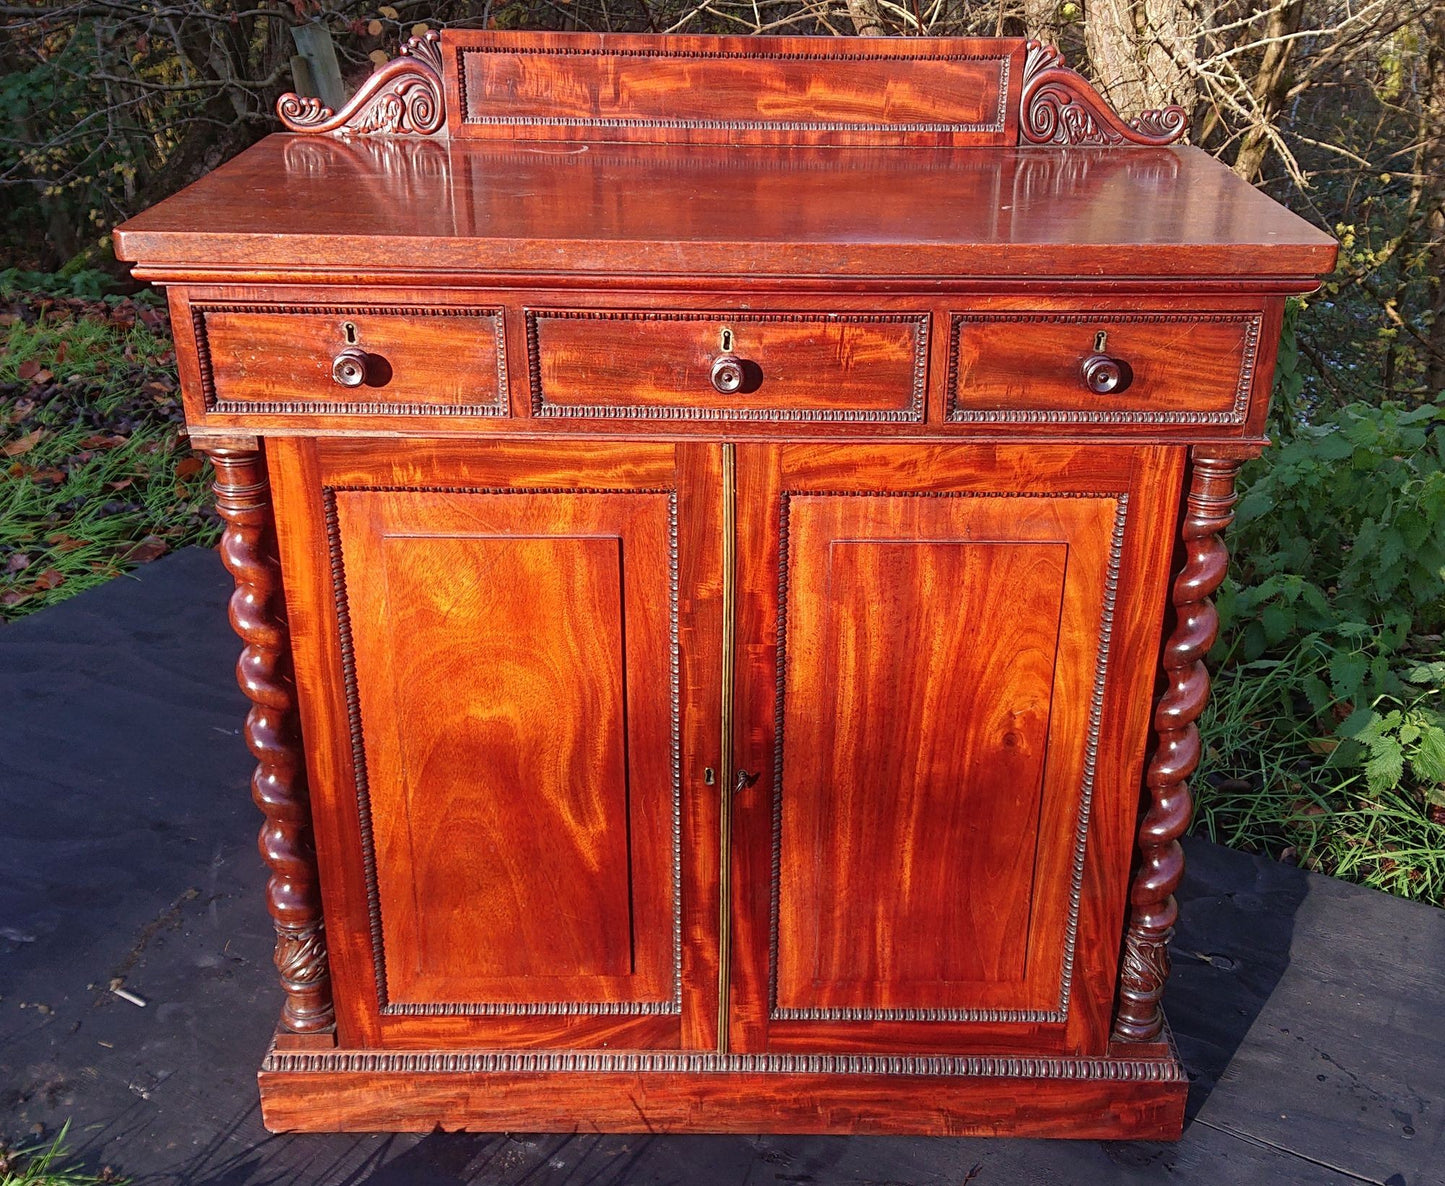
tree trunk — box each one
[1232,0,1306,182]
[1425,2,1445,397]
[1083,0,1199,117]
[1024,0,1063,45]
[844,0,887,36]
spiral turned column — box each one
[1113,452,1242,1042]
[206,444,334,1034]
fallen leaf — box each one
[3,429,43,457]
[33,569,64,591]
[0,591,32,608]
[31,468,65,484]
[367,18,382,34]
[80,433,129,449]
[17,360,39,380]
[7,553,30,572]
[53,341,67,364]
[106,478,133,491]
[45,534,85,553]
[124,535,168,565]
[378,4,399,16]
[175,456,204,479]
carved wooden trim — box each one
[526,310,929,423]
[277,32,445,136]
[273,34,1184,149]
[1019,41,1187,147]
[768,489,1127,1024]
[263,1045,1186,1081]
[1113,453,1240,1042]
[322,484,682,1017]
[946,312,1260,426]
[190,303,508,418]
[205,446,334,1034]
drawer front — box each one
[527,310,929,422]
[946,310,1262,426]
[192,304,508,416]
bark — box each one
[1023,0,1062,45]
[844,0,887,36]
[1083,0,1199,117]
[1425,2,1445,396]
[1232,0,1306,182]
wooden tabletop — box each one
[114,135,1337,283]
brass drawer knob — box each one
[331,347,369,388]
[711,354,746,395]
[1081,353,1132,394]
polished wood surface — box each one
[727,443,1182,1058]
[196,305,506,415]
[1115,450,1243,1041]
[948,308,1258,422]
[775,495,1105,1013]
[114,139,1335,282]
[332,487,676,1010]
[112,31,1335,1138]
[528,309,926,421]
[206,445,334,1036]
[257,1045,1188,1136]
[448,33,1020,147]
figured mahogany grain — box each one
[112,30,1339,1138]
[775,498,1111,1015]
[947,309,1259,422]
[449,33,1019,147]
[333,489,674,1007]
[197,307,506,413]
[113,138,1336,281]
[528,310,926,420]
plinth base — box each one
[257,1030,1187,1138]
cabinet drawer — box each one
[527,310,929,421]
[192,304,508,416]
[946,310,1262,426]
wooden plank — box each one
[1174,836,1445,1184]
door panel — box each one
[270,439,722,1050]
[778,524,1074,1010]
[335,490,673,1008]
[728,444,1184,1056]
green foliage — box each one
[0,289,218,618]
[1197,299,1445,904]
[0,1121,125,1185]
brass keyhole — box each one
[343,321,359,345]
[1093,330,1108,353]
[719,327,734,353]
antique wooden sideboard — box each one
[113,31,1337,1138]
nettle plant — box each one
[1216,301,1445,808]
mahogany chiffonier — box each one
[113,31,1337,1138]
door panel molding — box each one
[767,488,1128,1024]
[322,483,682,1017]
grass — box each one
[1195,636,1445,906]
[0,276,218,619]
[0,1123,124,1185]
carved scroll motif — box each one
[1020,41,1187,147]
[1113,453,1241,1042]
[277,32,445,136]
[206,446,335,1034]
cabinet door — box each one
[727,444,1183,1056]
[270,439,721,1050]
